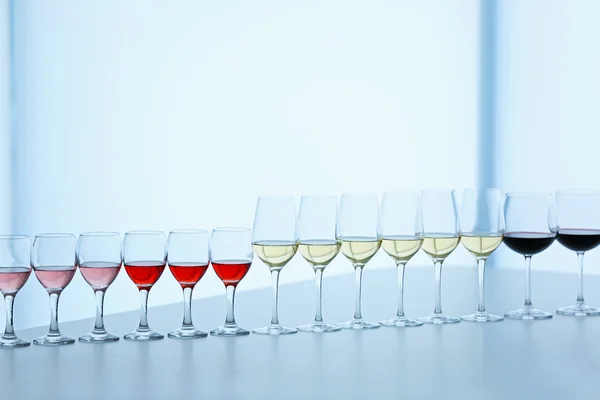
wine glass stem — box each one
[396,262,406,318]
[434,261,443,315]
[138,289,150,331]
[48,291,61,336]
[524,256,532,307]
[270,269,281,326]
[477,259,486,313]
[182,287,193,328]
[3,294,15,339]
[314,268,324,324]
[225,285,236,326]
[93,289,106,333]
[577,252,585,304]
[354,264,364,321]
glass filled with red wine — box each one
[0,235,32,348]
[210,227,253,337]
[555,190,600,316]
[167,229,210,339]
[77,232,122,343]
[123,230,167,341]
[503,193,558,320]
[32,233,78,346]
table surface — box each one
[1,265,598,400]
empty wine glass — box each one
[123,231,167,341]
[504,193,558,320]
[297,195,341,333]
[337,193,381,330]
[555,190,600,316]
[417,190,461,324]
[210,228,253,337]
[168,229,210,338]
[252,196,298,335]
[379,191,424,328]
[32,233,77,346]
[0,235,31,348]
[460,189,504,322]
[77,232,122,342]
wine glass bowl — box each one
[77,232,122,343]
[0,235,32,348]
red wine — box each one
[34,266,77,292]
[557,229,600,253]
[0,267,31,294]
[124,261,166,289]
[212,260,251,287]
[169,262,209,289]
[79,261,121,290]
[504,232,556,256]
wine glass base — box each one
[33,334,76,346]
[252,325,298,335]
[0,336,30,348]
[79,332,120,343]
[380,317,423,327]
[168,327,208,339]
[417,315,461,324]
[123,330,164,341]
[297,323,342,333]
[556,303,600,316]
[338,320,380,330]
[461,312,504,323]
[210,325,250,337]
[504,306,552,320]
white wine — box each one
[422,234,460,261]
[253,241,298,269]
[381,235,423,263]
[461,233,503,259]
[339,237,381,265]
[298,240,341,267]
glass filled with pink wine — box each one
[167,229,210,339]
[77,232,122,343]
[123,230,167,341]
[0,235,32,348]
[32,233,77,346]
[503,193,558,320]
[555,190,600,316]
[210,227,253,337]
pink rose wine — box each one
[0,267,31,294]
[79,261,121,290]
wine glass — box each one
[297,195,341,333]
[460,189,504,322]
[503,193,558,320]
[379,191,424,328]
[337,193,381,330]
[32,233,77,346]
[167,229,210,339]
[77,232,122,342]
[123,230,167,341]
[210,227,253,337]
[252,196,298,335]
[555,190,600,316]
[0,235,31,348]
[417,190,461,324]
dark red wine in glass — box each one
[503,232,556,255]
[169,262,209,289]
[556,229,600,253]
[124,261,166,289]
[212,260,252,287]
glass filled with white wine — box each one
[460,188,504,322]
[297,195,342,333]
[337,193,381,330]
[379,191,424,327]
[252,196,298,335]
[417,189,461,324]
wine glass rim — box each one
[80,231,120,237]
[125,230,164,235]
[35,233,75,239]
[212,227,251,233]
[555,189,600,195]
[169,229,209,234]
[383,189,418,195]
[0,234,29,240]
[505,191,553,197]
